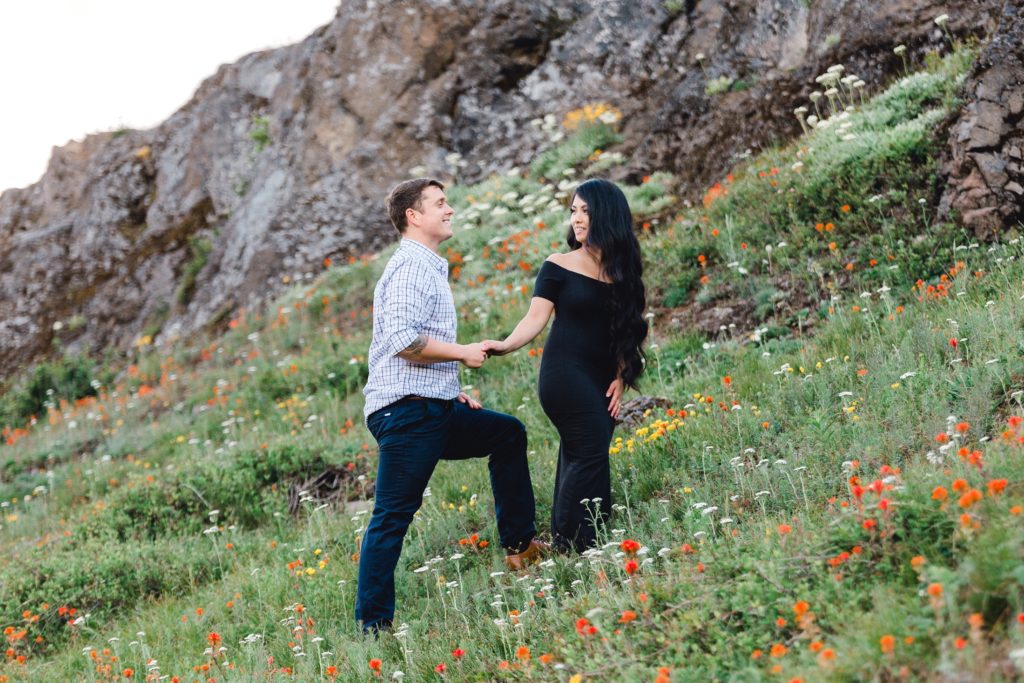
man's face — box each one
[407,185,454,245]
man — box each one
[356,178,547,634]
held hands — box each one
[480,339,511,357]
[606,378,624,419]
[460,342,488,368]
[457,339,512,368]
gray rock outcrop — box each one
[939,1,1023,237]
[0,0,1005,377]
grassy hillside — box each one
[1,45,1023,682]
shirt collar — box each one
[400,238,448,277]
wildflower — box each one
[434,663,446,673]
[927,583,943,598]
[516,646,530,662]
[910,556,926,569]
[949,338,958,349]
[955,421,969,433]
[770,643,788,658]
[777,524,792,535]
[620,539,641,555]
[958,489,982,508]
[452,648,465,659]
[624,559,639,575]
[954,636,967,649]
[369,658,383,673]
[880,634,895,654]
[934,13,949,27]
[619,610,638,623]
[987,479,1007,495]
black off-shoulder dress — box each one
[533,260,616,552]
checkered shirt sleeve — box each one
[363,240,460,417]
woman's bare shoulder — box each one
[545,252,568,265]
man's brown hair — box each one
[385,178,446,234]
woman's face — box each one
[570,195,590,245]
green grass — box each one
[1,44,1023,682]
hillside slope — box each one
[0,40,1022,683]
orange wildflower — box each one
[987,479,1007,495]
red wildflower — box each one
[620,539,640,555]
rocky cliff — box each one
[939,1,1023,236]
[0,0,1007,376]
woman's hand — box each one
[481,339,511,357]
[606,378,624,419]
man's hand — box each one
[480,339,510,357]
[456,392,482,410]
[606,378,624,419]
[460,342,488,368]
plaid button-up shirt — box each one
[363,239,460,418]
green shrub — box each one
[530,122,623,180]
[176,235,213,306]
[0,354,110,428]
[0,536,228,651]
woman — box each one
[483,178,648,552]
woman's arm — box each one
[482,297,555,356]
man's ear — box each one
[405,207,418,229]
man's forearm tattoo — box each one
[403,334,427,356]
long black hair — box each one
[567,178,648,389]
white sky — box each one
[0,0,339,192]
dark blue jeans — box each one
[355,397,536,631]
